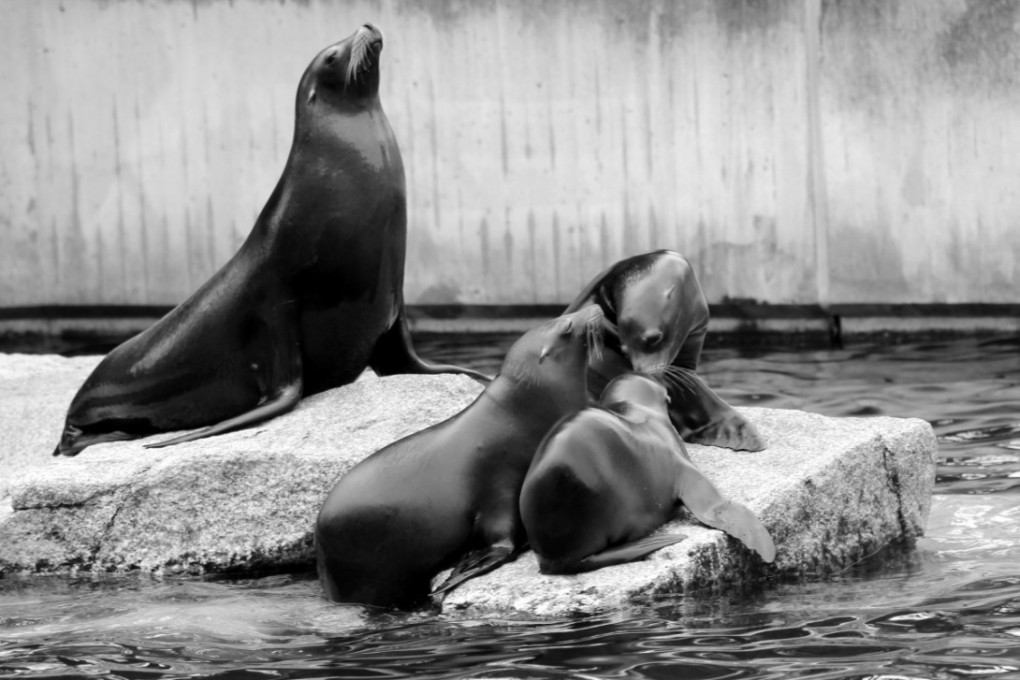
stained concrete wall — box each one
[820,0,1020,303]
[1,0,1017,308]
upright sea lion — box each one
[315,305,603,610]
[520,372,776,575]
[53,24,487,457]
[565,250,765,451]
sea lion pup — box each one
[53,24,487,457]
[315,305,604,609]
[520,373,776,575]
[565,249,765,451]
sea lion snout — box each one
[539,306,601,363]
[355,23,384,53]
[360,23,382,39]
[343,23,384,88]
[629,353,672,375]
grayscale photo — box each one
[1,1,1018,678]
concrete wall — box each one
[820,0,1020,303]
[1,0,1017,308]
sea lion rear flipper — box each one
[541,533,686,575]
[144,383,302,448]
[430,542,516,597]
[664,368,766,451]
[674,463,776,563]
[369,307,490,384]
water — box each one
[2,334,1019,679]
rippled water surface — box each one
[2,334,1019,679]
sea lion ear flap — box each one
[595,283,617,320]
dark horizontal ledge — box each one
[0,304,1017,355]
[828,303,1020,318]
[1,303,1016,322]
[0,305,176,320]
[407,303,838,321]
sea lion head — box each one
[595,373,673,426]
[301,23,385,107]
[600,373,669,411]
[612,251,708,373]
[500,305,605,405]
[535,304,606,368]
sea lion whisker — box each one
[587,326,602,364]
[655,366,697,396]
[662,364,698,387]
[586,319,604,365]
[575,304,604,365]
[653,369,682,395]
[345,32,370,86]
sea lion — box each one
[520,372,776,575]
[314,305,603,610]
[53,24,487,457]
[565,250,765,451]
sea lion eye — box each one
[326,52,336,65]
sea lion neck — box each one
[483,367,587,430]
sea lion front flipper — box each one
[663,367,766,451]
[369,306,491,384]
[430,542,516,597]
[145,304,304,449]
[539,533,686,575]
[53,426,136,457]
[674,461,776,563]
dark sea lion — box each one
[565,249,765,451]
[520,373,776,575]
[53,24,487,457]
[314,305,603,610]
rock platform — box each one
[0,353,936,617]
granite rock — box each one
[0,360,482,575]
[0,354,936,618]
